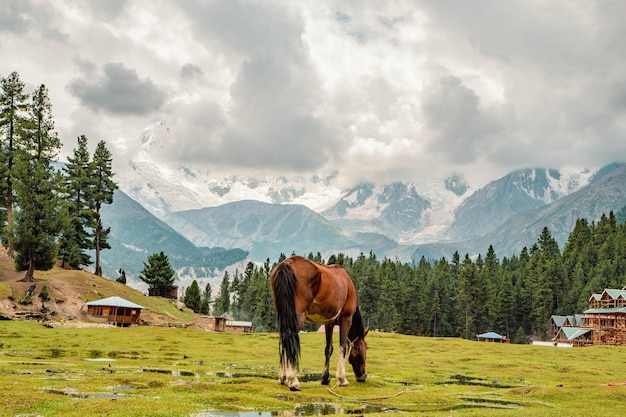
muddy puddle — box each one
[42,385,137,399]
[141,368,197,377]
[192,403,395,417]
[438,373,520,388]
[210,371,320,382]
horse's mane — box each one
[348,306,366,340]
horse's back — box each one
[272,256,357,325]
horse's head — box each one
[348,327,368,382]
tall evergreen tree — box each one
[0,71,29,256]
[183,280,202,313]
[199,283,211,315]
[91,140,116,276]
[12,85,61,281]
[213,271,231,316]
[229,270,241,318]
[13,156,59,280]
[139,252,176,296]
[456,254,478,339]
[59,135,94,269]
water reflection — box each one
[193,403,394,417]
[140,368,196,377]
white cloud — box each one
[0,0,625,188]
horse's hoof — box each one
[289,384,301,391]
[321,379,330,385]
[338,380,349,387]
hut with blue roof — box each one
[84,296,145,327]
[476,332,510,343]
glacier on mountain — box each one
[114,121,598,247]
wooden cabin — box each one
[582,289,626,345]
[549,288,626,346]
[553,327,593,347]
[84,296,145,326]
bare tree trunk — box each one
[6,200,13,259]
[94,220,101,276]
[19,258,36,282]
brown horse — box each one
[270,256,368,391]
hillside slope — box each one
[99,189,248,280]
[0,249,196,326]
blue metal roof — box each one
[477,332,507,339]
[84,296,145,309]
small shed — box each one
[84,296,145,326]
[202,316,227,331]
[477,332,510,343]
[225,320,254,333]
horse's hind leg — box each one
[278,353,286,385]
[322,324,334,385]
[279,349,301,391]
[285,361,301,391]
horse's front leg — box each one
[322,323,334,385]
[336,319,352,387]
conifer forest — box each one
[202,210,626,343]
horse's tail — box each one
[273,262,300,370]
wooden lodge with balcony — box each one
[552,288,626,346]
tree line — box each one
[0,71,117,280]
[181,208,626,340]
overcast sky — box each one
[1,0,625,187]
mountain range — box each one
[104,153,626,294]
[96,120,626,291]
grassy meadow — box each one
[1,321,626,416]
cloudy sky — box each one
[1,0,625,187]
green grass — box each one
[1,321,626,416]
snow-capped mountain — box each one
[116,121,345,218]
[444,168,595,241]
[114,120,601,257]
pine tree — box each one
[116,269,127,284]
[12,85,61,281]
[13,155,60,280]
[0,71,29,256]
[91,140,117,276]
[455,254,478,339]
[199,283,211,315]
[22,85,60,162]
[183,280,202,313]
[59,135,95,269]
[213,271,230,316]
[139,252,176,296]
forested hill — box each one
[228,208,626,340]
